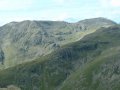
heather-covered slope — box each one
[0,25,120,90]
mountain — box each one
[60,25,120,90]
[0,17,116,69]
[0,24,120,90]
[76,17,116,30]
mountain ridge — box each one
[0,17,117,69]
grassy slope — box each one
[0,25,120,90]
[60,26,120,90]
[60,47,120,90]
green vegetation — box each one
[61,47,120,90]
[0,24,120,90]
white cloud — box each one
[110,0,120,7]
[100,0,120,7]
[100,0,109,7]
[53,0,73,5]
[53,0,65,4]
[39,11,70,21]
[0,0,35,10]
[54,12,70,21]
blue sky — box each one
[0,0,120,25]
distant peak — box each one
[76,17,117,25]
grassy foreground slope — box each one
[61,47,120,90]
[0,25,120,90]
